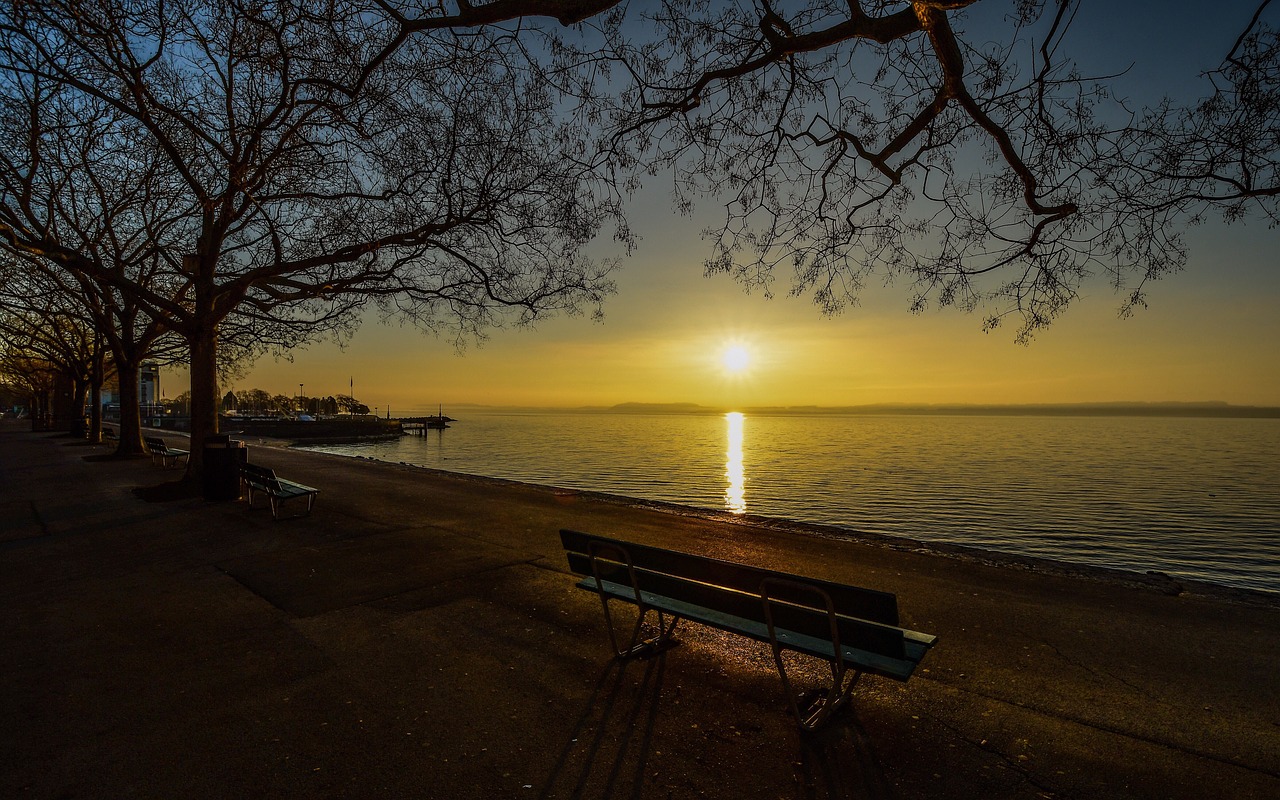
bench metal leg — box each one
[255,492,317,521]
[588,542,681,659]
[243,484,280,518]
[761,577,860,732]
[781,662,862,732]
[607,602,681,659]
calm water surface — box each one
[303,412,1280,593]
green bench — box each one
[560,529,937,732]
[240,462,318,519]
[144,436,189,467]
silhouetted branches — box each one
[559,0,1279,340]
[1,0,625,470]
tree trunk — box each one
[35,389,52,431]
[88,348,105,443]
[115,361,146,455]
[89,381,102,441]
[186,326,220,479]
[69,378,89,437]
[29,390,43,431]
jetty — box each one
[399,411,454,432]
[222,415,402,441]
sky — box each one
[204,2,1280,414]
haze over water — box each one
[305,410,1280,594]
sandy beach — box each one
[2,420,1277,799]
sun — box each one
[722,344,751,373]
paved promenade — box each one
[2,421,1277,799]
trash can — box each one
[202,434,247,501]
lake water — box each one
[302,411,1280,594]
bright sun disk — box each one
[722,345,750,372]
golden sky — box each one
[212,4,1280,414]
[224,210,1279,414]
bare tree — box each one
[553,0,1278,339]
[0,297,100,435]
[0,60,192,454]
[0,0,622,476]
[1105,2,1279,227]
[0,351,58,428]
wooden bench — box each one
[560,529,937,731]
[101,427,118,446]
[144,436,189,467]
[240,462,318,519]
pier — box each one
[398,413,454,433]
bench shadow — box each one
[795,713,897,800]
[132,479,201,502]
[82,452,149,463]
[538,655,667,800]
[537,649,892,800]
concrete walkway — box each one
[2,421,1277,799]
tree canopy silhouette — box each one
[559,0,1278,339]
[1,0,622,473]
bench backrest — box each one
[241,462,282,492]
[144,436,167,453]
[560,529,906,659]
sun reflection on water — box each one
[725,412,746,513]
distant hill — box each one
[606,402,719,414]
[592,401,1280,418]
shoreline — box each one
[296,445,1280,609]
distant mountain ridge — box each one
[594,401,1280,418]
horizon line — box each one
[410,400,1280,418]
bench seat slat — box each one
[573,570,936,656]
[274,478,318,496]
[561,529,937,731]
[566,551,918,660]
[240,463,318,519]
[144,439,187,455]
[144,437,190,465]
[577,577,929,682]
[562,529,900,625]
